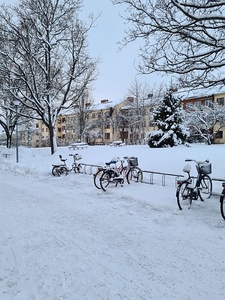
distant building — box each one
[175,86,225,144]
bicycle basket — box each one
[128,157,138,167]
[75,154,82,160]
[199,163,212,175]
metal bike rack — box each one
[80,163,102,175]
[141,170,184,186]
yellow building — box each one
[34,96,155,147]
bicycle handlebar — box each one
[185,158,209,164]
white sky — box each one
[0,0,168,102]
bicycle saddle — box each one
[59,155,67,162]
[105,160,117,166]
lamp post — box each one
[13,100,20,163]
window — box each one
[215,131,223,139]
[105,132,110,140]
[195,101,201,108]
[92,113,95,119]
[186,103,193,110]
[217,97,224,106]
[205,99,213,108]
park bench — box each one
[68,142,88,150]
[109,140,126,147]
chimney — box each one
[127,97,134,103]
[101,99,109,103]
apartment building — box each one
[34,96,155,147]
[178,87,225,144]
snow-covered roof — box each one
[91,99,121,110]
[174,85,225,99]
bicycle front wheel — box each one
[176,182,192,210]
[100,170,117,191]
[198,175,212,201]
[94,169,105,189]
[126,167,143,184]
[73,164,81,173]
[220,194,225,220]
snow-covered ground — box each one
[0,143,225,300]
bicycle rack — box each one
[141,170,184,186]
[80,163,102,175]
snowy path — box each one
[0,167,225,300]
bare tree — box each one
[112,0,225,89]
[185,103,225,145]
[123,79,153,144]
[0,0,98,154]
[73,88,95,142]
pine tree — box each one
[148,90,189,148]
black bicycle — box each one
[93,158,120,189]
[176,158,212,210]
[220,182,225,220]
[99,156,143,191]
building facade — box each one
[33,96,155,147]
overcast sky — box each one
[0,0,168,102]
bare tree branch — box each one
[112,0,225,88]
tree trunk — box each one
[49,124,57,155]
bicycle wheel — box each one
[220,192,225,220]
[126,167,143,184]
[52,166,60,176]
[73,164,81,173]
[120,166,129,183]
[198,175,212,201]
[100,169,118,191]
[176,181,192,210]
[93,168,105,189]
[58,166,68,176]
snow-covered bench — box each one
[109,141,126,147]
[68,142,88,150]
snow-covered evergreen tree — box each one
[148,90,189,148]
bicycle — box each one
[99,156,143,191]
[176,158,212,210]
[220,182,225,220]
[52,153,82,176]
[93,157,120,189]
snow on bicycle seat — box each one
[59,155,67,162]
[105,160,117,166]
